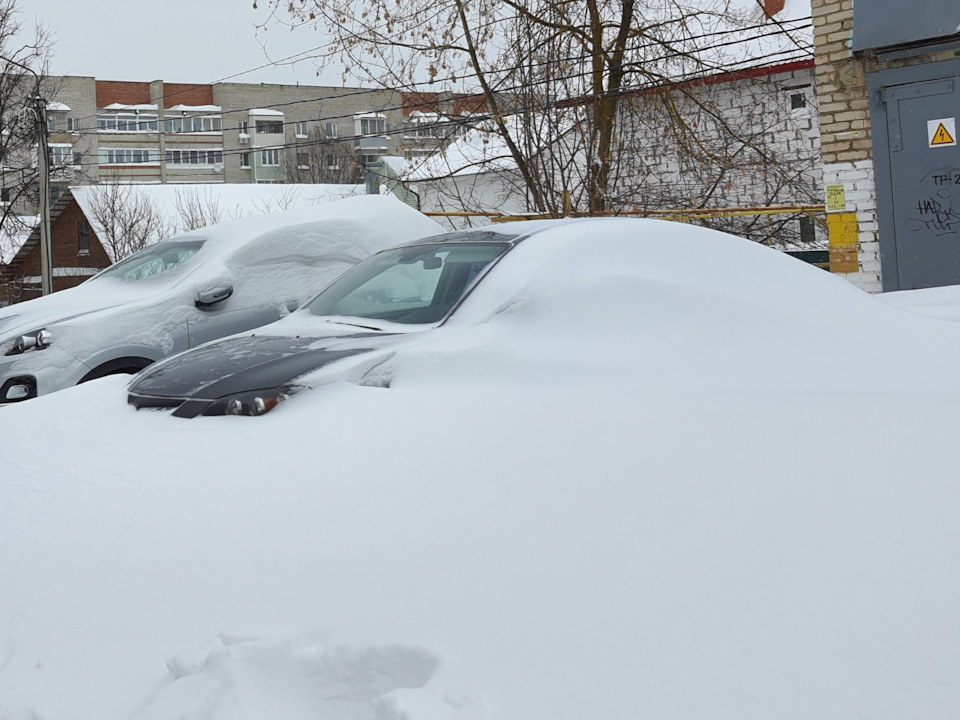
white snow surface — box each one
[3,218,960,720]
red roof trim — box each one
[556,58,815,108]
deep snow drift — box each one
[3,219,960,720]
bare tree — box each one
[261,0,815,236]
[260,0,779,211]
[283,128,364,185]
[0,0,54,235]
[174,186,225,231]
[84,176,175,261]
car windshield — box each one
[302,242,509,324]
[91,239,206,282]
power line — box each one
[51,16,812,135]
[52,46,815,178]
[36,20,814,177]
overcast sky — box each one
[25,0,811,89]
[28,0,334,86]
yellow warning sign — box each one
[928,118,957,148]
[932,123,955,145]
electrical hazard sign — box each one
[928,118,957,148]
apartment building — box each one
[4,76,415,214]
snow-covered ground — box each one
[3,219,960,719]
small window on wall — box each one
[77,220,90,255]
[295,121,307,137]
[798,216,815,245]
[240,153,251,168]
[0,187,10,204]
[790,93,806,110]
[324,121,338,138]
[297,152,309,169]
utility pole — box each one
[32,94,53,296]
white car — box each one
[0,195,444,403]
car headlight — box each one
[2,329,53,356]
[201,387,297,417]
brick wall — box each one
[96,81,152,107]
[812,0,958,291]
[2,198,110,303]
[162,84,214,108]
[618,63,823,249]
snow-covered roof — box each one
[46,102,70,112]
[249,108,284,117]
[407,112,440,122]
[101,103,159,112]
[168,105,222,113]
[0,215,38,264]
[384,126,517,182]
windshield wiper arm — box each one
[326,319,384,332]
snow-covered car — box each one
[131,215,885,418]
[0,196,444,403]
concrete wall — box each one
[213,83,405,184]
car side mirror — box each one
[195,282,234,308]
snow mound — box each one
[134,634,443,720]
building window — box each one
[77,220,89,255]
[790,93,807,110]
[296,152,310,169]
[50,146,73,166]
[324,121,338,138]
[261,148,280,166]
[255,119,283,134]
[295,121,307,137]
[240,152,250,168]
[98,148,157,164]
[97,113,158,132]
[798,216,815,244]
[359,153,382,166]
[67,116,79,131]
[72,151,82,167]
[357,116,386,135]
[47,116,58,131]
[165,149,224,165]
[0,187,10,204]
[164,116,222,133]
[326,154,339,170]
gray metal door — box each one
[872,66,960,290]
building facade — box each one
[813,0,960,291]
[3,77,419,216]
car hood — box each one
[0,280,157,341]
[128,332,393,403]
